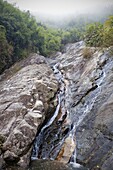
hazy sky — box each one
[7,0,113,17]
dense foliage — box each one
[0,0,81,73]
[0,25,13,72]
[84,16,113,48]
[1,0,113,74]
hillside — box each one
[1,1,113,170]
[1,0,113,75]
[0,42,113,170]
[0,0,63,73]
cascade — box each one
[31,61,107,168]
[31,63,68,160]
[70,68,106,167]
[31,94,61,159]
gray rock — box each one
[49,42,113,170]
[0,54,58,168]
[30,160,88,170]
[1,42,113,170]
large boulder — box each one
[0,54,58,168]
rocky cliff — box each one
[50,42,113,170]
[0,54,58,169]
[0,42,113,170]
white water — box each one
[31,63,63,160]
[97,70,106,89]
[76,69,106,128]
[31,95,61,160]
[41,94,61,132]
[70,69,106,166]
[31,62,107,165]
[69,123,81,167]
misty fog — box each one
[6,0,113,28]
[6,0,113,16]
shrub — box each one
[84,23,103,47]
[82,47,93,58]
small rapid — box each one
[70,68,106,167]
[31,63,68,160]
[31,62,88,169]
[75,69,106,128]
[31,93,61,160]
[31,60,106,168]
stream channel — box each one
[31,63,84,169]
[31,58,107,170]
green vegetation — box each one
[1,0,113,74]
[103,16,113,47]
[84,16,113,48]
[0,25,13,72]
[0,0,81,74]
[84,23,103,47]
[61,28,81,45]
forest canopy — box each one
[0,0,113,73]
[0,0,82,73]
[84,16,113,48]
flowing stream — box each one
[31,94,61,159]
[69,68,106,167]
[31,63,69,160]
[31,60,106,169]
[75,69,106,128]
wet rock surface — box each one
[30,160,87,170]
[1,42,113,170]
[48,41,113,170]
[2,160,87,170]
[31,62,75,164]
[0,54,58,168]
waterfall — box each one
[69,124,81,168]
[31,63,65,160]
[70,69,106,167]
[31,61,106,167]
[31,94,61,160]
[76,69,106,128]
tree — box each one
[103,16,113,47]
[84,23,103,47]
[0,25,13,73]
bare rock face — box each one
[0,54,58,168]
[1,42,113,170]
[50,42,113,170]
[30,160,87,170]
